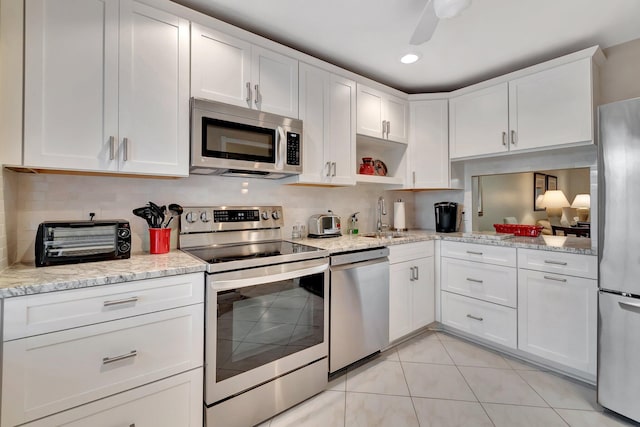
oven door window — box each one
[202,117,275,163]
[216,272,324,382]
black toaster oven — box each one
[35,220,131,267]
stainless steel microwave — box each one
[190,98,302,179]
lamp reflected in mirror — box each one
[571,194,591,222]
[540,190,570,226]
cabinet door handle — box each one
[331,162,337,177]
[102,350,137,365]
[246,82,252,103]
[544,275,567,283]
[382,120,387,138]
[466,250,483,256]
[466,278,483,284]
[466,314,483,321]
[103,296,139,307]
[502,131,507,146]
[510,130,517,145]
[122,137,129,161]
[409,266,415,281]
[325,161,331,177]
[544,260,568,266]
[254,84,260,105]
[412,171,416,186]
[386,120,391,137]
[414,266,419,280]
[109,136,116,160]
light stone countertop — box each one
[296,229,596,256]
[0,230,595,298]
[0,251,207,298]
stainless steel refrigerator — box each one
[598,96,640,423]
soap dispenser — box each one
[349,212,359,235]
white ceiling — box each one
[174,0,640,93]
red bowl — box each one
[493,224,543,237]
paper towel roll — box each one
[394,201,406,231]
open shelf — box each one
[356,174,404,185]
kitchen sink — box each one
[360,232,407,239]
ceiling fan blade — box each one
[409,0,439,45]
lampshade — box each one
[434,0,472,19]
[571,194,591,209]
[541,190,570,209]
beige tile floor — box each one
[257,330,638,427]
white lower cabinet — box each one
[1,274,205,427]
[517,250,597,376]
[441,291,517,348]
[23,369,203,427]
[440,241,518,349]
[389,242,435,342]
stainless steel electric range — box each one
[179,206,329,427]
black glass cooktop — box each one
[184,240,325,265]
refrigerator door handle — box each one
[619,301,640,310]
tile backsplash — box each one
[7,172,416,263]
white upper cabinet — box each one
[23,0,189,176]
[24,0,119,172]
[450,55,597,160]
[508,58,593,152]
[449,83,509,159]
[296,63,355,185]
[191,24,299,118]
[407,99,449,189]
[118,2,189,176]
[357,84,408,143]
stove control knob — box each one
[271,211,280,220]
[261,211,269,220]
[185,211,197,223]
[200,211,211,223]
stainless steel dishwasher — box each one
[329,247,390,373]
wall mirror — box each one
[472,168,590,232]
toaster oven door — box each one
[36,224,127,266]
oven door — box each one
[205,257,329,405]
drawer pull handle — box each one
[466,251,483,255]
[103,296,139,307]
[103,350,137,365]
[544,260,568,266]
[466,314,483,321]
[466,278,484,284]
[544,275,567,283]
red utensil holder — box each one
[149,228,171,254]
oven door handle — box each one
[211,261,328,291]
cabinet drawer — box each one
[388,241,434,264]
[441,291,517,348]
[23,368,203,427]
[1,305,204,427]
[441,241,516,267]
[441,258,517,308]
[518,249,597,279]
[4,272,204,340]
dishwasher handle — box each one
[330,247,390,267]
[330,256,389,273]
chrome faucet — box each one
[376,196,387,233]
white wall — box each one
[600,38,640,105]
[9,173,414,263]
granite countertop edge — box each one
[0,230,595,298]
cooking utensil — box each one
[148,201,165,228]
[132,206,154,228]
[163,203,183,228]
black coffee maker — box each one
[434,202,458,233]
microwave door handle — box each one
[275,126,285,170]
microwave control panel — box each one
[286,132,300,166]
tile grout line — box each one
[397,349,423,427]
[437,332,497,427]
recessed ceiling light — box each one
[400,53,420,64]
